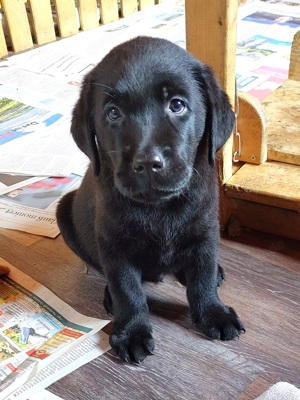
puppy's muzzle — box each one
[132,154,164,174]
[115,148,191,204]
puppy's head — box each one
[72,36,234,204]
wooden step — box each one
[226,198,300,240]
[224,161,300,240]
[225,161,300,212]
[262,79,300,166]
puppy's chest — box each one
[159,240,177,267]
[129,216,186,268]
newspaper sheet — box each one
[0,260,110,400]
[7,331,110,400]
[0,175,82,238]
[236,0,300,99]
[0,66,88,178]
[28,390,63,400]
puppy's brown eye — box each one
[169,99,185,114]
[107,107,122,121]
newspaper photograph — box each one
[0,175,81,238]
[0,175,81,208]
[0,175,44,197]
[0,260,110,400]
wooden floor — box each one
[1,227,299,399]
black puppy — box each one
[56,36,244,363]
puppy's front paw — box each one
[110,320,155,363]
[195,305,245,341]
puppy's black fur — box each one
[56,37,244,363]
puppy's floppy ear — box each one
[71,80,100,176]
[194,62,235,166]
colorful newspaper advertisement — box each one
[0,261,110,399]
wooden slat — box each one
[225,161,300,212]
[77,0,99,31]
[227,197,300,240]
[120,0,138,18]
[185,0,238,231]
[0,20,8,58]
[1,0,33,52]
[28,0,56,45]
[186,0,237,105]
[186,0,238,186]
[99,0,119,25]
[236,92,268,164]
[139,0,155,10]
[52,0,78,38]
[263,79,300,166]
[289,30,300,81]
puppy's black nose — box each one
[133,155,164,173]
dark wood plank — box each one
[0,229,299,399]
[0,227,42,247]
